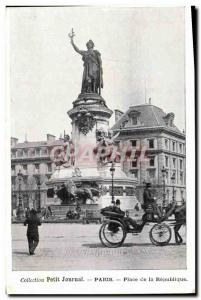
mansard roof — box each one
[11,139,63,149]
[111,104,182,134]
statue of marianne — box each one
[69,29,103,95]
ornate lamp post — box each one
[171,172,176,202]
[17,170,24,220]
[161,166,167,207]
[110,162,115,202]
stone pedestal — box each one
[47,92,138,211]
[68,93,113,168]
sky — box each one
[8,6,185,142]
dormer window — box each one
[163,112,175,127]
[11,150,16,158]
[128,110,141,126]
[23,149,28,157]
[36,148,41,156]
[131,116,137,125]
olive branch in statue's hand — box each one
[68,28,75,41]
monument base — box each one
[47,164,139,210]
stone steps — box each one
[50,205,75,219]
[49,205,102,220]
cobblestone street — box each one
[12,223,186,271]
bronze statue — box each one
[69,29,103,95]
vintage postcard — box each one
[5,3,196,295]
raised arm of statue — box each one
[68,29,84,56]
[70,38,84,55]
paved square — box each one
[12,223,186,271]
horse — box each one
[164,202,186,244]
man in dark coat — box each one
[24,209,41,255]
[113,199,125,217]
[143,183,162,218]
[143,183,155,207]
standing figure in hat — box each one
[143,183,162,219]
[24,209,41,255]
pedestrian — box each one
[13,208,17,218]
[24,209,41,255]
[134,203,139,212]
[47,206,52,216]
[25,207,30,219]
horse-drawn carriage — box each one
[99,202,186,248]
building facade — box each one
[112,104,186,205]
[11,134,64,211]
[11,103,186,212]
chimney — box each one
[11,137,18,147]
[47,134,56,141]
[114,109,124,123]
[24,133,28,143]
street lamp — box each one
[36,175,41,212]
[171,172,176,202]
[110,162,115,202]
[17,170,24,220]
[161,166,167,207]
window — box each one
[180,172,183,185]
[179,143,183,153]
[149,156,155,167]
[172,141,175,152]
[165,139,168,149]
[165,156,169,167]
[125,187,134,196]
[23,165,27,171]
[34,164,39,173]
[179,159,183,170]
[148,169,155,178]
[130,170,138,179]
[47,163,52,173]
[166,171,169,183]
[30,149,35,157]
[11,150,16,158]
[17,150,23,157]
[11,165,15,174]
[23,177,28,185]
[131,116,137,125]
[131,140,137,148]
[41,148,47,156]
[172,158,176,168]
[131,159,137,168]
[23,149,28,157]
[36,148,40,156]
[148,139,154,149]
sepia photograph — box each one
[5,4,196,295]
